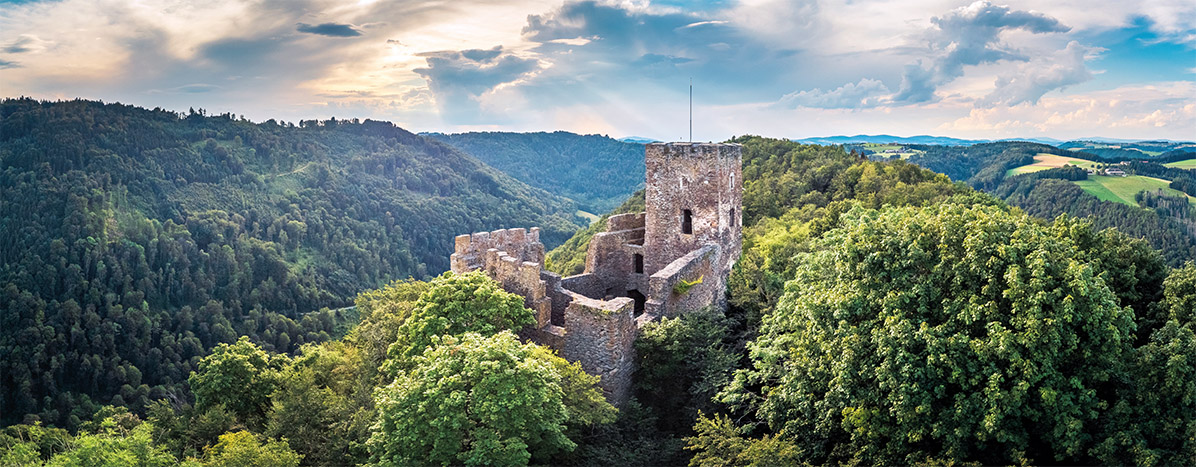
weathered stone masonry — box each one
[449,143,743,406]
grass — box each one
[575,210,600,225]
[1073,175,1196,207]
[1164,159,1196,169]
[1006,154,1103,177]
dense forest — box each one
[3,116,1194,466]
[426,131,645,213]
[0,98,584,428]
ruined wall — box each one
[449,227,640,407]
[561,295,638,406]
[444,143,743,409]
[645,244,724,318]
[643,143,742,283]
[450,227,545,273]
[450,228,551,327]
[584,212,648,299]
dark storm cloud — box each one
[296,22,363,37]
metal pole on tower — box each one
[689,78,692,143]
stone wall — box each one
[645,244,724,318]
[585,214,648,299]
[450,228,551,327]
[561,295,638,406]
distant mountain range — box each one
[793,134,1062,146]
[792,134,1194,147]
[618,136,661,144]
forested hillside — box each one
[0,98,583,428]
[426,131,645,213]
[887,141,1196,266]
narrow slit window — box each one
[633,253,644,274]
[730,208,736,227]
[682,209,693,234]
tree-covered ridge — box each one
[427,131,646,213]
[0,98,584,428]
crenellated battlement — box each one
[451,227,544,273]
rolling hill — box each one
[0,98,584,427]
[426,131,646,214]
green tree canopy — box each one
[28,415,176,467]
[188,337,289,428]
[384,271,534,370]
[1159,262,1196,325]
[719,204,1136,465]
[368,331,613,467]
[197,431,301,467]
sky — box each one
[1,0,1194,142]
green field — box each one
[861,143,924,159]
[576,210,600,225]
[1163,159,1196,169]
[1006,153,1103,177]
[1073,175,1196,207]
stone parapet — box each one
[451,227,544,273]
[607,212,647,232]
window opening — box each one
[633,253,644,274]
[682,209,693,234]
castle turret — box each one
[643,143,743,277]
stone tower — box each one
[449,142,743,406]
[644,143,743,279]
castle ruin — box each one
[449,143,743,406]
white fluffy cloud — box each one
[778,79,891,109]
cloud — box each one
[176,83,222,93]
[0,59,19,69]
[941,81,1196,138]
[892,1,1072,104]
[778,78,891,109]
[517,0,806,105]
[893,61,939,104]
[413,46,540,122]
[981,41,1097,106]
[3,34,52,54]
[296,22,363,37]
